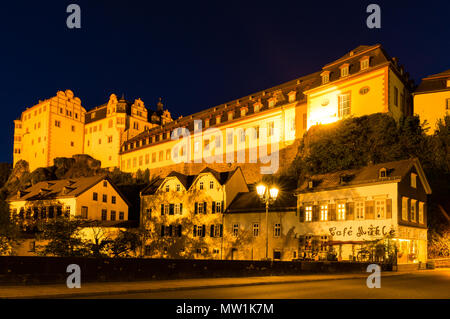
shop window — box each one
[375,199,385,219]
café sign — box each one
[329,224,395,239]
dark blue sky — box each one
[0,0,449,163]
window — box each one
[268,122,275,137]
[418,202,424,224]
[360,59,369,70]
[55,120,61,127]
[112,196,116,204]
[300,206,311,222]
[322,73,329,84]
[199,182,204,190]
[196,225,204,237]
[232,224,239,237]
[228,112,233,121]
[338,93,351,117]
[215,136,221,148]
[152,153,156,163]
[164,204,169,215]
[103,181,107,187]
[93,192,98,201]
[70,141,74,147]
[176,184,180,192]
[273,223,281,237]
[410,200,416,222]
[165,185,169,192]
[411,173,417,188]
[108,136,113,143]
[159,150,164,161]
[174,203,182,215]
[227,132,233,145]
[101,209,107,221]
[102,194,107,203]
[320,205,328,221]
[210,181,214,189]
[119,211,124,220]
[394,87,399,106]
[379,168,387,178]
[375,199,385,219]
[215,201,222,213]
[341,66,349,77]
[356,201,365,220]
[337,203,346,220]
[81,206,88,219]
[402,197,409,221]
[110,210,116,221]
[71,125,75,132]
[253,223,259,237]
[446,98,450,110]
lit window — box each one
[418,202,424,224]
[356,201,365,220]
[411,173,417,188]
[320,205,328,221]
[410,200,417,222]
[337,203,346,220]
[305,206,312,222]
[338,93,351,117]
[227,132,233,145]
[321,73,329,84]
[375,200,385,219]
[268,122,275,137]
[340,66,349,77]
[402,197,408,221]
[360,59,369,70]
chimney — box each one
[157,97,163,112]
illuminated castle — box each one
[15,44,444,182]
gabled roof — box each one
[7,175,131,205]
[296,158,431,194]
[140,167,242,196]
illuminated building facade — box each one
[140,167,248,259]
[413,69,450,133]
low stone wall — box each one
[0,256,392,285]
[429,258,450,268]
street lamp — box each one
[256,183,279,260]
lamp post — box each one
[256,184,279,260]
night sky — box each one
[0,0,449,163]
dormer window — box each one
[268,97,276,108]
[379,168,387,179]
[216,115,221,124]
[205,118,210,128]
[340,64,349,77]
[240,107,247,117]
[447,79,450,88]
[360,57,370,70]
[254,101,261,113]
[228,111,234,121]
[308,180,314,189]
[321,71,330,84]
[288,91,297,103]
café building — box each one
[295,158,431,265]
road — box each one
[89,270,450,299]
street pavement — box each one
[1,268,449,299]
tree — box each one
[0,199,21,255]
[109,228,141,258]
[37,216,91,257]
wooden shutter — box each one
[365,200,374,219]
[194,202,198,214]
[168,225,173,237]
[299,206,305,222]
[169,204,174,215]
[329,204,336,221]
[219,224,223,237]
[161,225,165,237]
[386,199,392,219]
[193,225,197,237]
[178,225,182,237]
[346,202,354,220]
[210,225,215,237]
[179,203,183,215]
[211,201,216,214]
[203,202,207,214]
[312,205,319,221]
[221,201,224,212]
[202,225,206,237]
[161,204,164,216]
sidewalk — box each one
[0,269,436,299]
